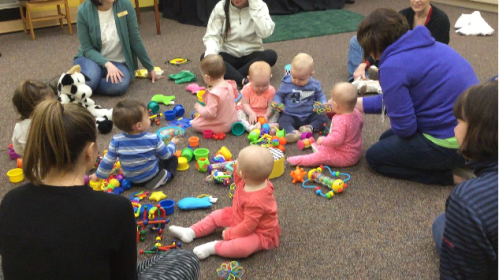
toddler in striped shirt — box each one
[89,100,179,190]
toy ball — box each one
[109,178,120,188]
[248,130,260,142]
[332,179,345,193]
[115,174,124,182]
[269,127,277,135]
[121,179,132,190]
[261,123,270,131]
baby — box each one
[191,54,239,133]
[288,82,363,167]
[12,80,56,156]
[273,53,329,143]
[90,100,178,190]
[237,61,278,132]
[169,146,281,260]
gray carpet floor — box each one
[0,0,497,279]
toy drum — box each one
[268,148,285,179]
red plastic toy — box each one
[212,133,226,140]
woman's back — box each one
[0,183,137,280]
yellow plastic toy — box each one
[268,148,285,179]
[7,168,23,183]
[216,146,232,161]
[89,179,104,191]
[135,67,165,78]
[149,191,167,202]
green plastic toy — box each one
[151,95,176,105]
[169,71,196,84]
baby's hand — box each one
[222,228,228,240]
[171,137,179,145]
[248,113,257,125]
[316,136,325,145]
[89,173,99,182]
[194,102,202,112]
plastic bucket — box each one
[231,122,245,136]
[203,130,213,139]
[159,199,175,215]
[173,105,185,117]
[197,90,205,103]
[181,148,194,162]
[193,148,209,160]
[177,157,189,171]
[164,110,176,121]
[7,168,24,183]
[148,101,160,114]
[188,137,199,147]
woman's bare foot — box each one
[453,174,467,185]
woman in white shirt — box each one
[202,0,277,87]
[75,0,161,96]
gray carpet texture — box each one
[0,0,497,279]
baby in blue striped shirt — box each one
[90,100,179,190]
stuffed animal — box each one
[57,65,114,134]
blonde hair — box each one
[291,53,314,73]
[23,100,97,185]
[200,54,226,79]
[12,80,55,120]
[237,146,274,183]
[249,61,271,78]
[332,82,358,110]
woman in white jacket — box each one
[202,0,277,87]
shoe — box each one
[345,0,355,3]
[367,66,379,80]
[285,132,301,143]
[299,125,313,133]
[353,80,382,95]
[144,169,171,190]
[241,77,249,87]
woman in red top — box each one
[169,146,281,259]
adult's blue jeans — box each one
[366,129,465,185]
[432,213,446,256]
[347,36,368,81]
[74,57,131,96]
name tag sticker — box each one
[118,10,128,17]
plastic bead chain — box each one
[301,165,351,199]
[270,101,285,113]
[312,101,332,115]
[228,183,236,199]
[216,261,244,280]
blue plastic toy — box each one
[301,165,351,199]
[168,117,192,129]
[177,195,218,210]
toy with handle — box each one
[302,165,350,199]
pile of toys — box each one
[290,165,351,199]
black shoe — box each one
[345,0,355,3]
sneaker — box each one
[367,66,379,80]
[299,125,313,133]
[355,80,382,95]
[144,169,171,190]
[285,132,301,143]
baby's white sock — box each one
[193,241,218,260]
[168,226,195,243]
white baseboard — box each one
[433,0,498,13]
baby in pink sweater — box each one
[191,54,238,133]
[169,146,281,260]
[288,82,363,167]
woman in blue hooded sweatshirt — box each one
[355,8,479,185]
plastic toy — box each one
[275,128,286,138]
[268,148,285,179]
[191,111,201,119]
[89,178,104,191]
[8,144,19,160]
[257,116,267,125]
[248,129,261,142]
[217,261,244,280]
[148,101,160,114]
[177,157,189,171]
[197,90,206,104]
[188,137,199,147]
[269,127,277,136]
[211,154,226,163]
[228,183,236,199]
[297,137,315,150]
[168,117,192,129]
[149,110,161,126]
[203,130,213,139]
[212,133,226,140]
[207,161,235,174]
[121,179,132,190]
[196,157,210,172]
[235,92,242,103]
[193,148,209,160]
[7,168,23,183]
[301,132,313,139]
[167,57,190,66]
[313,101,332,115]
[261,123,270,131]
[169,70,196,84]
[17,158,22,168]
[251,134,286,152]
[284,64,291,75]
[159,199,175,215]
[205,170,232,186]
[137,204,169,242]
[84,175,90,185]
[302,165,351,199]
[135,67,165,78]
[186,83,205,94]
[181,148,194,161]
[231,122,245,136]
[139,237,181,254]
[270,101,285,113]
[177,195,218,210]
[319,123,330,136]
[216,147,232,161]
[173,104,185,117]
[151,94,176,106]
[163,110,176,121]
[290,166,307,183]
[157,127,185,144]
[149,191,167,202]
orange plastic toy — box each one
[290,166,307,183]
[257,117,267,126]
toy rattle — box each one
[313,101,332,115]
[217,261,244,280]
[167,57,190,66]
[301,165,351,199]
[297,137,315,150]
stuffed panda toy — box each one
[57,65,114,134]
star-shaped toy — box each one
[149,191,167,202]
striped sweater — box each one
[440,159,498,279]
[95,132,176,183]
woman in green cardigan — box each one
[74,0,162,96]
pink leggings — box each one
[190,209,264,258]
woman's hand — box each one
[105,62,124,84]
[353,62,367,80]
[148,70,164,83]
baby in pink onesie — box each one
[191,54,238,133]
[288,82,363,167]
[237,61,278,132]
[169,146,281,260]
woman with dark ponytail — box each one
[0,100,200,280]
[202,0,277,87]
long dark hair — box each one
[223,0,231,42]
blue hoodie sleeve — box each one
[273,83,285,105]
[380,56,417,138]
[362,95,383,114]
[314,81,327,104]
